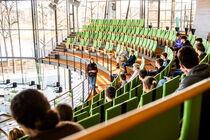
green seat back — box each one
[163,75,180,97]
[92,98,105,109]
[130,84,143,101]
[74,105,90,116]
[74,111,89,122]
[114,92,130,105]
[78,113,101,129]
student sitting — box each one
[148,58,165,76]
[105,86,116,102]
[181,36,192,47]
[139,69,148,84]
[195,38,203,45]
[172,33,183,51]
[115,47,129,68]
[120,74,127,88]
[55,103,73,122]
[127,63,140,83]
[10,89,83,140]
[121,50,136,74]
[161,52,170,67]
[9,128,25,140]
[195,43,207,60]
[143,76,157,93]
[176,46,210,91]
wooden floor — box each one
[43,48,163,101]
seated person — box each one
[116,47,128,68]
[143,76,157,93]
[161,52,170,67]
[148,58,165,76]
[139,69,148,84]
[181,36,192,47]
[54,103,73,122]
[172,33,183,51]
[176,46,210,91]
[9,128,25,140]
[120,73,127,88]
[105,86,116,102]
[11,89,83,140]
[127,63,140,83]
[121,50,136,74]
[195,43,206,60]
[195,38,203,45]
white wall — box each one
[193,0,210,38]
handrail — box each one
[62,78,210,140]
[49,78,87,103]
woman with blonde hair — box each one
[142,76,157,93]
[127,63,140,83]
[9,128,25,140]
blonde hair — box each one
[9,128,25,140]
[143,76,157,91]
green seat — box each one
[92,98,105,109]
[140,85,163,107]
[114,92,130,105]
[19,136,29,140]
[106,97,138,121]
[78,113,101,129]
[130,76,140,90]
[163,75,180,97]
[116,87,125,97]
[99,90,105,99]
[92,93,100,103]
[74,111,89,122]
[83,99,91,108]
[91,101,113,122]
[73,105,82,112]
[74,105,90,116]
[130,84,143,101]
[140,20,144,27]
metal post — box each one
[57,54,60,83]
[103,52,104,66]
[96,51,98,63]
[55,6,58,45]
[66,54,68,68]
[110,56,112,82]
[68,69,73,108]
[157,0,161,28]
[126,0,131,19]
[74,56,76,71]
[107,55,109,70]
[189,0,193,30]
[82,80,84,103]
[80,59,82,77]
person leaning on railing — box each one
[86,57,98,96]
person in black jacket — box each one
[161,52,170,67]
[86,57,98,95]
[149,58,165,76]
[121,50,136,74]
[195,43,207,61]
[175,46,210,91]
[181,36,192,47]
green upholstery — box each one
[92,98,105,109]
[114,92,130,105]
[116,86,125,97]
[91,101,113,122]
[74,105,82,112]
[92,93,100,103]
[106,97,138,121]
[74,105,90,116]
[19,136,29,140]
[163,75,180,97]
[74,111,89,122]
[130,84,143,101]
[83,99,91,108]
[140,85,163,107]
[78,113,101,129]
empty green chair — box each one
[92,93,100,103]
[74,111,89,122]
[78,113,101,129]
[163,75,180,97]
[114,92,130,105]
[91,101,113,122]
[130,84,143,101]
[106,97,138,121]
[74,105,90,116]
[92,98,105,109]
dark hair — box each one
[177,46,199,69]
[143,76,157,91]
[156,58,164,66]
[55,103,73,122]
[120,74,126,81]
[195,38,203,43]
[176,33,180,37]
[11,89,59,131]
[196,43,205,52]
[105,86,116,99]
[139,69,148,79]
[181,36,187,40]
[9,128,25,140]
[161,52,168,59]
[131,50,134,53]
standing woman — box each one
[86,57,98,96]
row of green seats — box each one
[90,19,144,27]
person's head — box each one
[143,76,157,93]
[195,43,205,54]
[131,50,134,55]
[139,69,148,81]
[181,36,187,43]
[120,73,126,82]
[132,63,140,72]
[105,86,116,102]
[155,58,164,68]
[9,128,25,140]
[90,57,94,64]
[195,38,203,45]
[176,33,181,39]
[177,46,199,74]
[11,89,59,135]
[161,52,168,61]
[54,103,73,122]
